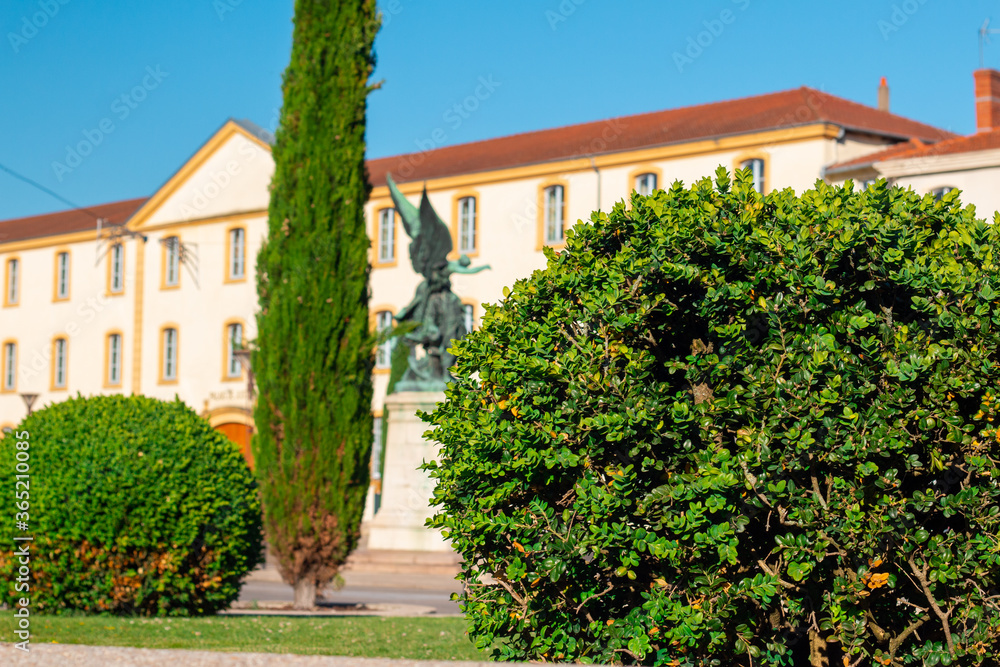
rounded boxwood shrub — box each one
[426,169,1000,665]
[0,394,263,616]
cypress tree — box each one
[253,0,378,610]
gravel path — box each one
[1,643,539,666]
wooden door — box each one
[216,422,254,469]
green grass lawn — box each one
[0,613,484,661]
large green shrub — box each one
[426,170,1000,666]
[0,395,263,616]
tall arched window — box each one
[739,158,766,194]
[163,236,180,287]
[225,322,244,379]
[2,341,16,392]
[109,244,125,294]
[458,196,477,254]
[543,184,565,245]
[634,172,658,196]
[5,258,19,306]
[52,337,68,390]
[106,333,122,387]
[55,251,70,300]
[161,327,178,383]
[228,227,246,280]
[377,208,395,263]
[375,310,394,369]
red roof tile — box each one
[828,129,1000,173]
[368,87,956,187]
[0,197,147,245]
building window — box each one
[164,236,180,287]
[226,322,244,378]
[858,179,877,191]
[740,158,766,194]
[52,338,67,389]
[106,333,122,387]
[463,303,475,334]
[635,172,658,196]
[458,197,477,254]
[932,186,955,200]
[228,228,246,280]
[543,185,565,245]
[5,258,19,306]
[109,244,124,294]
[375,310,394,369]
[162,328,178,382]
[55,252,70,300]
[2,342,15,391]
[377,209,395,263]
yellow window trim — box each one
[52,248,72,302]
[450,190,481,259]
[537,179,569,252]
[3,256,21,307]
[371,199,399,268]
[50,336,69,392]
[105,243,126,297]
[732,151,771,195]
[1,338,17,393]
[627,166,664,197]
[103,330,125,389]
[224,225,248,284]
[371,305,396,375]
[160,234,182,290]
[158,324,180,386]
[221,318,247,383]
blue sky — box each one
[2,0,998,219]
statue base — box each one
[367,391,450,552]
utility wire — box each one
[0,160,105,221]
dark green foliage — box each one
[0,395,262,616]
[426,169,1000,665]
[252,0,377,597]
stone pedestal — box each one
[367,391,450,552]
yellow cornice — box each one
[128,120,272,232]
[370,123,841,198]
[0,230,96,253]
[138,209,267,233]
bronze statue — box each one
[386,174,490,392]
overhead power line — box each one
[0,160,105,221]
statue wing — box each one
[386,173,421,240]
[411,187,453,278]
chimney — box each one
[878,77,890,112]
[974,69,1000,132]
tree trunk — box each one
[293,578,316,610]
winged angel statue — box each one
[386,174,490,392]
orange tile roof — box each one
[0,197,147,245]
[368,86,955,187]
[827,129,1000,173]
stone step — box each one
[343,548,462,575]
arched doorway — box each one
[204,407,255,469]
[216,421,254,469]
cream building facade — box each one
[1,87,954,497]
[826,69,1000,219]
